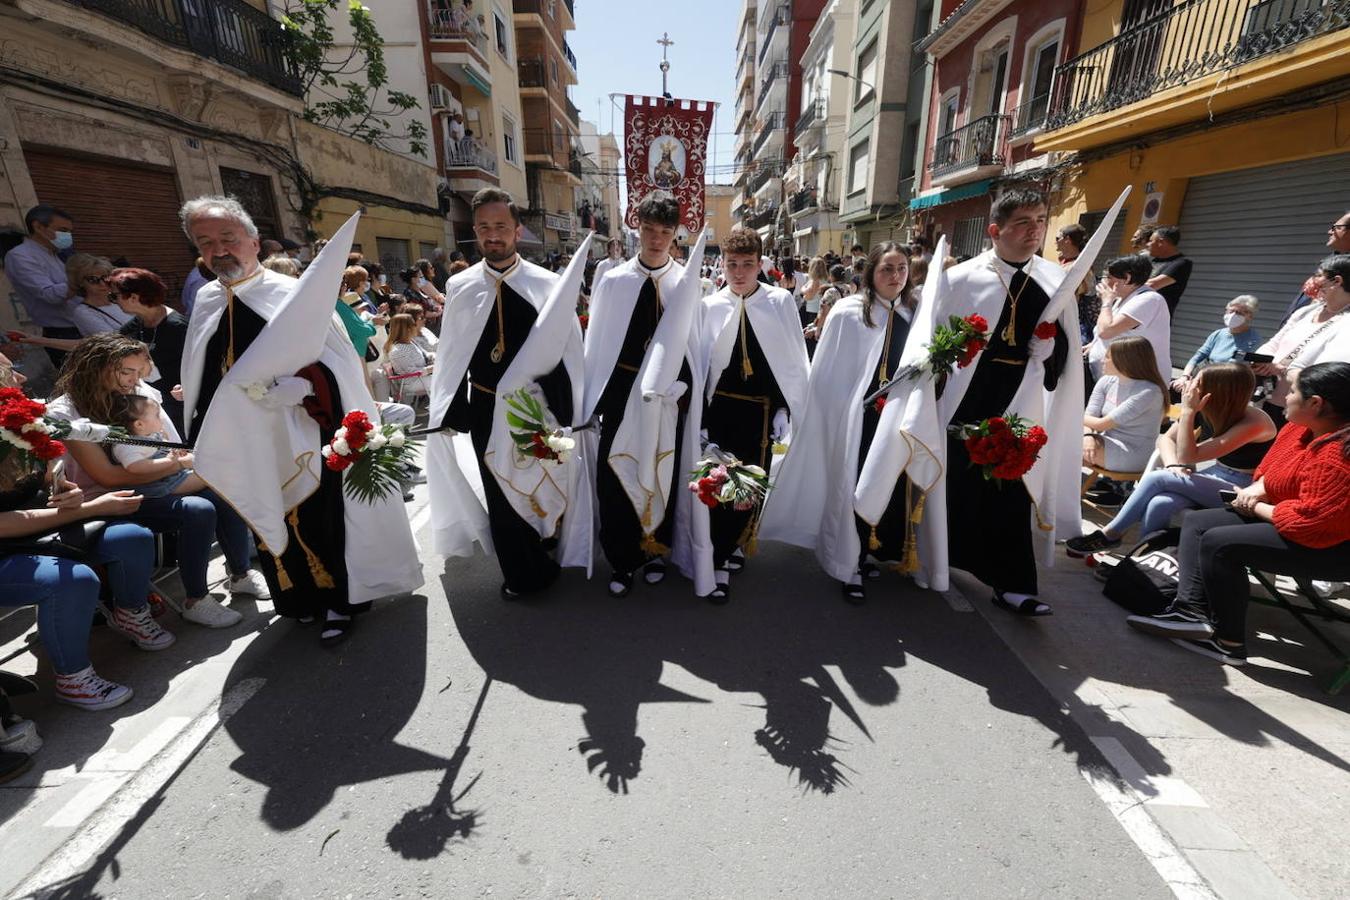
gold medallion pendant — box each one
[490,345,503,363]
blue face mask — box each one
[51,230,73,251]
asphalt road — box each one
[25,542,1172,899]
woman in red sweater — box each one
[1127,361,1350,665]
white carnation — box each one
[367,432,388,450]
[388,430,406,448]
[244,382,269,401]
[321,445,334,458]
[544,434,575,454]
[332,438,350,456]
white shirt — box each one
[1088,286,1172,379]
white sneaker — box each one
[109,604,176,651]
[180,596,243,629]
[228,569,272,600]
[55,666,134,711]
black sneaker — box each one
[1065,530,1122,558]
[1171,637,1247,666]
[1126,605,1214,638]
[1086,485,1125,508]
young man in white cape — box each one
[759,242,917,604]
[425,188,588,598]
[581,195,702,597]
[682,227,808,602]
[929,188,1082,616]
[179,198,423,647]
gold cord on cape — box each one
[994,266,1033,346]
[738,299,754,380]
[488,258,520,364]
[217,270,263,376]
[877,300,897,385]
[286,507,335,588]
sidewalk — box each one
[955,527,1350,900]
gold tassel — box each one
[286,508,335,589]
[739,302,754,380]
[640,494,653,529]
[738,512,762,557]
[641,533,670,556]
[530,496,546,518]
[899,484,926,575]
[272,554,293,591]
[868,526,881,552]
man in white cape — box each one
[681,227,808,602]
[581,195,704,597]
[179,198,422,646]
[426,188,589,597]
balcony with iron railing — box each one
[751,110,785,161]
[1009,92,1051,138]
[446,139,499,176]
[789,186,820,215]
[929,114,1010,180]
[518,56,547,88]
[747,203,779,230]
[757,3,789,65]
[65,0,303,95]
[795,98,825,136]
[747,159,781,196]
[563,39,578,74]
[755,59,788,114]
[1043,0,1350,145]
[565,97,580,128]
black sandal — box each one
[860,561,880,580]
[725,549,745,574]
[319,615,354,647]
[608,570,634,598]
[841,581,866,605]
[643,559,667,585]
[992,591,1053,617]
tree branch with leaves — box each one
[280,0,429,158]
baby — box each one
[111,394,204,498]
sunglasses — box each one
[83,275,108,285]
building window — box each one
[547,0,555,17]
[848,141,869,195]
[550,57,559,85]
[503,112,519,164]
[493,11,510,58]
[855,39,878,105]
[1019,23,1063,131]
[953,216,987,258]
[939,90,959,136]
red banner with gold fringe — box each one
[623,96,715,233]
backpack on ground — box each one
[1101,527,1181,616]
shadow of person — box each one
[442,559,709,796]
[386,677,491,860]
[220,595,451,831]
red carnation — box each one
[1027,425,1048,447]
[325,453,352,472]
[0,387,26,403]
[874,396,887,413]
[965,315,988,334]
[1033,321,1058,341]
[34,439,65,461]
[342,410,372,431]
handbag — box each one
[0,520,108,563]
[1101,528,1181,615]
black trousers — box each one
[595,378,689,574]
[469,387,559,593]
[945,434,1039,595]
[1175,507,1350,643]
[704,391,771,569]
[41,326,80,369]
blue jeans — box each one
[0,522,156,674]
[1104,464,1255,537]
[129,489,252,597]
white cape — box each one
[183,213,422,604]
[675,283,810,596]
[760,294,909,582]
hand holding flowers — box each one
[505,387,576,465]
[953,413,1048,481]
[321,410,415,503]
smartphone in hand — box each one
[1243,352,1274,364]
[1218,489,1238,504]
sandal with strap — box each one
[841,580,866,605]
[320,614,355,648]
[643,559,667,585]
[992,590,1053,617]
[724,549,745,574]
[608,570,634,598]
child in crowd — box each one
[111,394,205,498]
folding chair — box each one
[1248,569,1350,696]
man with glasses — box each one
[3,205,79,367]
[1278,211,1350,326]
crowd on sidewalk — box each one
[1,191,1348,790]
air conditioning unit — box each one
[428,84,452,111]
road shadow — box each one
[218,595,450,831]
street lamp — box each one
[827,68,875,98]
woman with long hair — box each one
[108,267,190,434]
[0,357,149,710]
[47,334,268,630]
[383,313,432,399]
[761,242,916,603]
[799,256,829,334]
[1126,361,1350,665]
[1069,361,1278,555]
[1081,335,1169,471]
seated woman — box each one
[0,361,157,708]
[1171,295,1263,393]
[1125,362,1350,665]
[46,334,268,629]
[1082,336,1168,473]
[1069,362,1277,555]
[383,313,432,399]
[396,302,438,357]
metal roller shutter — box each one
[1174,152,1350,368]
[23,149,192,303]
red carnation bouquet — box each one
[321,410,415,503]
[688,449,769,511]
[0,387,68,466]
[505,387,575,465]
[896,314,991,382]
[953,413,1048,481]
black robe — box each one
[855,302,914,566]
[594,272,693,574]
[195,298,354,618]
[441,276,573,594]
[704,312,785,568]
[945,261,1068,595]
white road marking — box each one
[1092,736,1209,809]
[9,677,265,899]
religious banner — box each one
[623,95,715,233]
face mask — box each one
[379,274,388,285]
[51,230,73,251]
[360,283,371,294]
[1224,311,1246,329]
